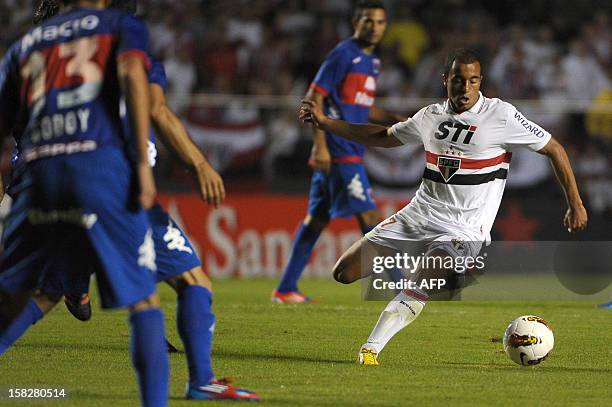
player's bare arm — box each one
[368,105,406,126]
[150,84,225,207]
[537,137,587,232]
[300,99,402,148]
[118,55,156,209]
[303,88,331,173]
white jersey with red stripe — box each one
[388,92,551,242]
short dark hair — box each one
[443,48,482,76]
[110,0,137,14]
[353,0,385,20]
[33,0,59,24]
[34,0,137,24]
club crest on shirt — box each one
[437,157,461,182]
[372,58,381,74]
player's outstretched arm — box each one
[118,56,156,209]
[300,100,402,148]
[149,84,225,207]
[368,105,406,126]
[537,137,587,232]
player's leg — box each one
[95,238,168,407]
[5,253,102,349]
[165,268,215,387]
[358,235,479,365]
[151,203,258,400]
[164,268,256,401]
[274,170,331,303]
[70,150,169,407]
[126,292,169,407]
[274,214,329,302]
[0,293,60,356]
[332,237,368,284]
[332,234,395,284]
[358,248,451,364]
[355,209,411,285]
[0,190,50,334]
[82,231,168,407]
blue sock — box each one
[129,308,168,407]
[277,224,322,292]
[0,299,43,356]
[177,286,215,387]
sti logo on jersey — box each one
[437,156,461,182]
[435,121,478,144]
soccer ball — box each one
[503,315,554,366]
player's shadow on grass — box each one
[214,348,352,365]
[444,361,612,373]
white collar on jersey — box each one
[445,92,484,114]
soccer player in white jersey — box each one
[299,48,588,365]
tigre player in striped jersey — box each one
[299,48,588,365]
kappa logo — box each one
[437,156,461,182]
[163,221,193,254]
[348,173,367,201]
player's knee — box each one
[304,214,329,231]
[129,293,160,313]
[167,267,212,293]
[332,257,358,284]
[332,262,350,284]
[417,249,463,299]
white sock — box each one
[362,289,427,354]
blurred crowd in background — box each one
[1,0,611,216]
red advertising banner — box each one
[157,194,407,278]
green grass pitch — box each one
[0,278,611,406]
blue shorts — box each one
[0,148,156,309]
[147,203,201,281]
[38,203,201,295]
[307,163,376,219]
